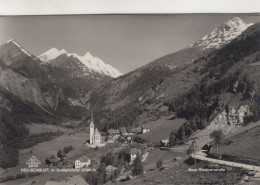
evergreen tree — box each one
[177,125,185,141]
[157,160,163,168]
[210,130,224,153]
[131,153,143,176]
[184,123,193,136]
[97,163,106,184]
[169,130,176,146]
[187,140,199,164]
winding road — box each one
[191,151,260,172]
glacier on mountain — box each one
[39,48,122,78]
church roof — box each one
[93,128,100,135]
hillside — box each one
[139,117,186,144]
[0,40,90,118]
[211,121,260,166]
[88,19,260,133]
[0,41,93,168]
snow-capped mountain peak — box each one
[39,48,122,78]
[38,48,67,62]
[192,17,253,49]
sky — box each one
[0,14,259,73]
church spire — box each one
[91,110,94,124]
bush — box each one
[28,173,36,177]
[63,145,73,154]
[157,160,163,168]
[0,177,7,183]
[132,153,143,176]
[5,175,14,181]
[15,173,26,179]
[0,148,19,168]
[133,136,145,144]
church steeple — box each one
[91,110,94,124]
[89,110,94,144]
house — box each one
[160,138,169,147]
[106,129,121,142]
[147,146,155,152]
[127,129,137,135]
[75,156,91,169]
[108,129,120,138]
[130,148,142,165]
[45,158,60,167]
[126,135,133,142]
[141,126,150,134]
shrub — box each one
[157,160,163,168]
[5,175,14,181]
[131,153,143,176]
[63,145,73,154]
[15,173,26,179]
[133,136,145,144]
[0,148,19,168]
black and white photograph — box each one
[0,1,260,184]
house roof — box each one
[161,136,169,143]
[202,144,212,151]
[161,140,169,143]
[78,156,90,163]
[108,129,120,134]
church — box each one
[89,111,101,145]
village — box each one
[43,112,154,168]
[39,112,181,183]
[1,109,224,185]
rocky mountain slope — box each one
[0,40,92,121]
[89,18,259,131]
[192,17,253,49]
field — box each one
[25,123,71,134]
[122,161,243,185]
[0,121,123,185]
[139,117,186,144]
[144,148,186,170]
[212,121,260,165]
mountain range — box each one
[39,48,122,78]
